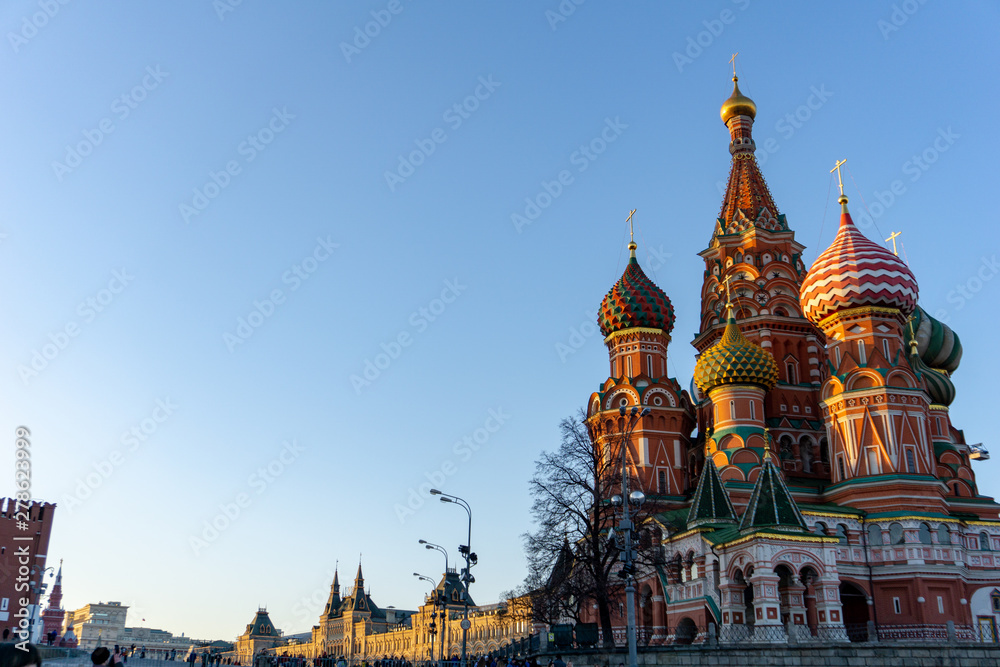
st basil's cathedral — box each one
[581,74,1000,643]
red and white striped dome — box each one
[800,197,918,325]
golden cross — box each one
[721,273,734,309]
[626,208,637,243]
[830,159,847,196]
[886,231,902,255]
[729,52,738,77]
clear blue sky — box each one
[1,0,997,642]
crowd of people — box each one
[253,654,574,667]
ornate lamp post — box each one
[607,406,648,667]
[430,490,476,667]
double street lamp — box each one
[414,573,439,665]
[429,490,476,667]
[419,540,450,665]
[606,405,648,667]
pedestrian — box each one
[0,642,43,667]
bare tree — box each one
[521,408,653,648]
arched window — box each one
[918,523,932,545]
[646,354,653,376]
[786,362,797,385]
[750,400,756,421]
[813,521,828,536]
[800,437,813,473]
[834,345,841,367]
[835,524,849,545]
[657,470,666,494]
[936,524,951,545]
[889,523,904,545]
[867,523,883,546]
[980,531,992,551]
[858,340,866,365]
[729,400,735,420]
[627,357,633,376]
[882,339,891,360]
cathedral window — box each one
[858,340,866,365]
[919,523,932,545]
[837,457,846,481]
[893,598,901,614]
[889,523,904,545]
[627,357,633,376]
[658,470,666,494]
[980,532,992,551]
[835,524,848,544]
[813,521,827,536]
[834,345,841,367]
[905,449,917,473]
[729,401,735,420]
[937,524,951,545]
[646,354,652,376]
[867,523,883,546]
[991,590,1000,612]
[785,361,798,385]
[882,339,891,360]
[750,401,755,420]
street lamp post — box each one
[429,490,476,667]
[607,406,648,667]
[414,574,438,667]
[419,540,450,665]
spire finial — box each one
[907,313,920,356]
[763,427,772,459]
[886,231,902,256]
[831,159,847,196]
[625,208,637,258]
[729,52,739,78]
[721,274,735,315]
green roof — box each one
[738,455,807,533]
[687,459,737,528]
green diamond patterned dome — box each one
[694,311,778,393]
[598,245,675,337]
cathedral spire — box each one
[687,455,737,528]
[716,73,783,236]
[738,432,808,533]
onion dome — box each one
[800,196,919,325]
[720,76,757,123]
[694,308,779,394]
[906,306,963,373]
[913,355,956,406]
[598,241,675,337]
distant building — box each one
[234,608,284,664]
[119,626,201,657]
[64,601,128,650]
[232,561,534,663]
[41,561,72,646]
[0,497,56,642]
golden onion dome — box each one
[720,76,757,124]
[694,309,778,394]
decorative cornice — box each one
[603,327,666,343]
[817,305,904,329]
